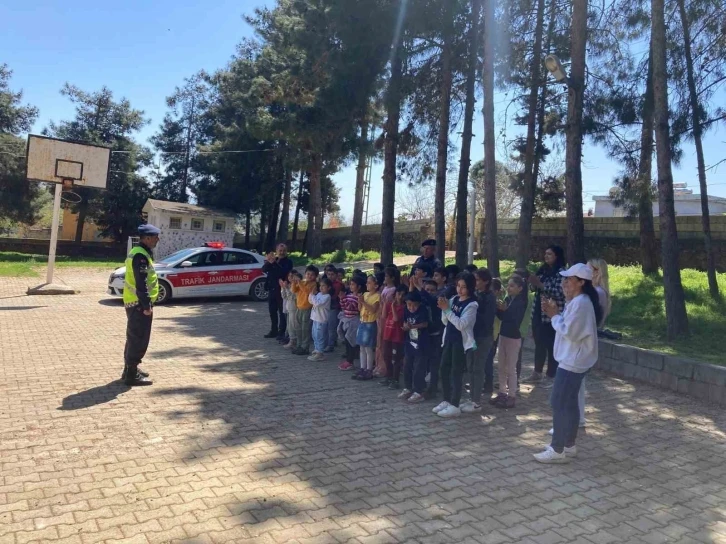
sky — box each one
[3,0,725,224]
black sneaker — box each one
[379,378,391,386]
[388,381,400,390]
[264,331,278,339]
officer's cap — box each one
[138,224,161,236]
[421,239,436,247]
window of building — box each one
[169,217,182,229]
[191,218,204,231]
[213,220,226,232]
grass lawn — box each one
[0,251,122,277]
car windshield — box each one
[156,248,197,264]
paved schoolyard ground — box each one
[2,269,726,544]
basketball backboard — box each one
[26,135,110,189]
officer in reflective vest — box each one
[122,224,160,386]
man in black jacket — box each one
[262,243,294,339]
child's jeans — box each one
[287,306,298,344]
[440,340,468,408]
[468,335,493,404]
[345,339,359,364]
[497,335,522,397]
[426,334,443,394]
[484,338,499,390]
[326,310,339,349]
[296,308,312,351]
[404,350,427,393]
[383,340,404,381]
[312,321,328,353]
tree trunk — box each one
[181,95,194,203]
[565,0,587,265]
[381,48,403,266]
[652,0,689,339]
[257,203,267,255]
[277,166,292,244]
[435,22,453,265]
[483,0,499,276]
[677,0,720,300]
[531,0,557,197]
[351,121,369,253]
[455,0,482,268]
[308,153,323,258]
[266,183,281,251]
[244,209,251,250]
[291,171,304,252]
[514,0,546,269]
[301,226,309,257]
[74,198,88,243]
[637,45,659,275]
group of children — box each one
[271,261,532,418]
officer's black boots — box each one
[122,364,150,382]
[263,330,278,338]
[124,364,153,386]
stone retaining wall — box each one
[479,216,726,271]
[596,340,726,404]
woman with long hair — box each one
[535,263,602,464]
[523,245,566,387]
[588,258,611,327]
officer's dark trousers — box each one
[124,306,153,368]
[268,288,286,336]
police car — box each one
[107,242,269,304]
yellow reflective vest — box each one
[123,245,159,306]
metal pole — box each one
[46,182,63,284]
[468,180,476,263]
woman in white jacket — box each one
[432,272,479,418]
[535,263,602,464]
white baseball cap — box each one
[559,263,593,281]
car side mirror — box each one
[180,261,193,268]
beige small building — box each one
[142,199,236,258]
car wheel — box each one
[250,278,269,302]
[156,280,172,305]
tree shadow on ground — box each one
[58,380,131,410]
[142,299,726,543]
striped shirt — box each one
[341,292,360,318]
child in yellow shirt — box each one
[291,265,319,355]
[353,275,381,381]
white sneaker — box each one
[437,405,462,418]
[407,392,425,403]
[548,428,554,436]
[460,401,481,414]
[564,445,577,458]
[307,353,324,361]
[398,388,412,399]
[579,418,587,428]
[533,446,569,464]
[283,342,295,350]
[432,401,450,414]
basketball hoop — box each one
[60,178,82,204]
[25,135,110,288]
